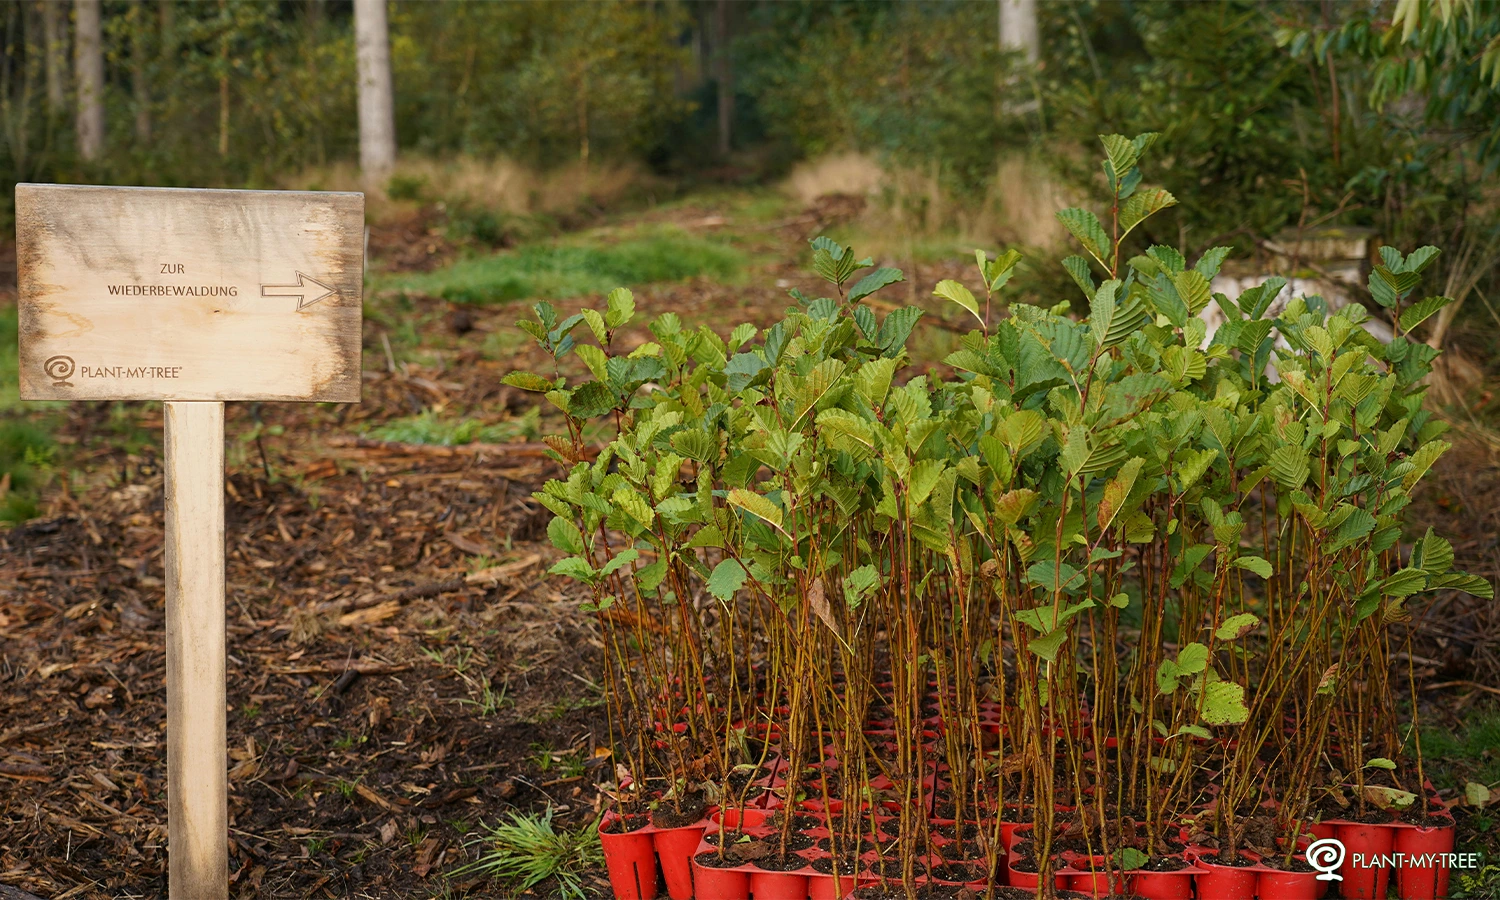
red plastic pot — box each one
[599,816,659,900]
[1257,865,1325,900]
[1066,859,1126,896]
[749,870,809,900]
[691,857,749,900]
[806,870,867,900]
[1006,857,1068,890]
[651,825,706,900]
[998,819,1027,853]
[713,808,770,831]
[1191,852,1259,900]
[1129,863,1195,900]
[1334,822,1393,900]
[1393,821,1455,900]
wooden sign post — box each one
[16,184,363,898]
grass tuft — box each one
[368,408,540,446]
[376,226,744,305]
[452,807,602,899]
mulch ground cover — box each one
[0,404,618,897]
[2,193,1499,898]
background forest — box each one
[4,1,1500,898]
[0,0,1496,253]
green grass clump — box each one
[1422,709,1500,788]
[451,807,602,899]
[367,408,540,446]
[378,226,744,305]
[0,303,60,523]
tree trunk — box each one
[715,0,732,157]
[998,0,1038,63]
[73,0,104,161]
[131,3,150,143]
[354,0,397,192]
[217,0,228,158]
[159,0,175,62]
[42,0,66,115]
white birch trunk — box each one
[354,0,396,191]
[999,0,1038,64]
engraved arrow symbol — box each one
[260,272,337,311]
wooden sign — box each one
[16,183,363,402]
[16,183,364,900]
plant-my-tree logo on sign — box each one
[43,355,75,387]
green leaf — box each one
[843,565,880,608]
[605,287,636,328]
[1089,281,1117,349]
[685,526,724,549]
[1114,848,1150,872]
[848,267,905,303]
[1233,556,1273,579]
[600,548,639,577]
[1063,255,1097,299]
[1056,208,1111,265]
[611,486,654,528]
[1100,133,1142,178]
[934,279,983,327]
[1394,245,1440,274]
[1175,642,1210,675]
[1398,295,1453,333]
[993,488,1038,525]
[574,343,610,383]
[636,558,668,592]
[1120,188,1176,236]
[1369,266,1423,308]
[725,352,771,391]
[547,517,585,555]
[876,307,924,357]
[1269,446,1310,490]
[568,381,616,419]
[707,559,747,602]
[979,248,1023,292]
[502,371,556,392]
[1427,573,1494,598]
[1015,598,1094,632]
[1157,660,1182,694]
[1027,627,1069,662]
[580,308,609,344]
[1215,613,1259,641]
[670,429,718,463]
[1381,567,1429,598]
[1415,528,1455,575]
[1201,681,1249,726]
[727,489,784,531]
[1176,724,1213,740]
[549,556,596,582]
[1366,758,1398,770]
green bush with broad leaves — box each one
[505,134,1491,877]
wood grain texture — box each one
[164,402,228,899]
[16,183,363,402]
